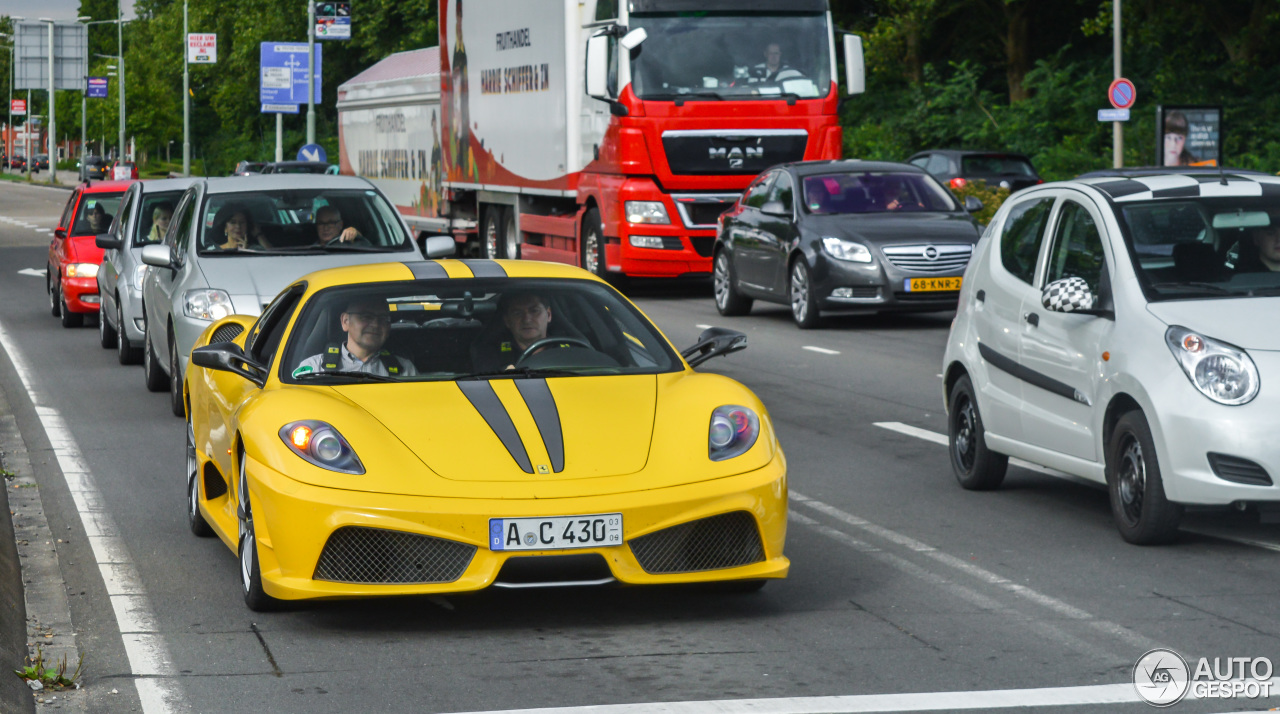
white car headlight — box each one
[132,264,147,292]
[66,263,100,278]
[625,201,670,225]
[708,405,760,461]
[821,236,873,263]
[1165,326,1260,405]
[183,289,234,322]
[279,420,365,474]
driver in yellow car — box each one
[472,292,574,372]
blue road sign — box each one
[259,42,322,108]
[1098,108,1130,122]
[261,104,300,114]
[297,144,327,163]
[86,77,108,99]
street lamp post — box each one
[117,0,125,160]
[38,17,55,182]
[183,0,189,176]
[306,0,315,145]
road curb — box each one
[0,416,36,714]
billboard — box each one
[316,2,352,40]
[187,34,218,64]
[1157,105,1222,167]
[14,21,87,91]
[10,99,26,115]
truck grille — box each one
[672,194,741,228]
[313,526,476,584]
[881,244,973,274]
[662,130,807,176]
[209,323,244,344]
[629,511,764,574]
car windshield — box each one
[802,172,957,214]
[272,164,327,174]
[71,193,124,236]
[280,279,681,383]
[629,12,831,101]
[1116,198,1280,300]
[135,191,183,246]
[197,188,411,255]
[961,155,1036,177]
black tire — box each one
[98,296,117,348]
[788,258,821,329]
[482,206,508,260]
[187,418,214,538]
[116,298,142,365]
[580,208,608,279]
[238,450,281,612]
[169,334,186,417]
[48,271,61,317]
[947,375,1009,490]
[59,289,83,328]
[713,249,753,316]
[503,208,520,260]
[1107,410,1183,545]
[143,317,168,393]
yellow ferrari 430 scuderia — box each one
[184,258,787,610]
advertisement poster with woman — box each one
[1158,106,1222,167]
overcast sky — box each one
[0,1,138,22]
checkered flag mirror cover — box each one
[1042,276,1095,312]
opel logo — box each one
[924,246,939,261]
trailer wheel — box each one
[483,206,508,260]
[503,209,520,260]
[581,208,607,278]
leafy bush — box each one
[949,179,1009,226]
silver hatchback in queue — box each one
[139,174,426,417]
[97,178,198,364]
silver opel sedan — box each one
[140,174,428,416]
[97,177,198,364]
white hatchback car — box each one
[942,170,1280,544]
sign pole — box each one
[117,0,125,160]
[276,113,283,162]
[306,0,316,145]
[182,0,190,175]
[81,86,85,170]
[46,20,56,182]
[1112,0,1122,168]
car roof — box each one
[79,180,135,194]
[1069,172,1280,202]
[298,259,604,294]
[782,159,931,177]
[267,161,327,168]
[908,149,1033,160]
[202,174,373,194]
[136,177,200,193]
[1074,166,1268,179]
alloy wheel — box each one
[790,262,809,321]
[714,253,731,309]
[484,215,500,259]
[187,421,199,518]
[583,228,600,275]
[238,451,254,594]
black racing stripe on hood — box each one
[457,381,534,473]
[463,260,507,278]
[515,379,564,473]
[405,261,448,279]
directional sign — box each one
[298,144,327,163]
[259,42,322,108]
[261,103,300,114]
[1098,108,1130,122]
[187,33,217,64]
[1108,78,1136,110]
[10,99,25,115]
[86,77,109,99]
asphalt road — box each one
[1,181,1278,713]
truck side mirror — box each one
[619,27,647,51]
[585,33,610,99]
[843,35,865,96]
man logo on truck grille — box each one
[709,146,763,168]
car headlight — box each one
[278,420,365,474]
[625,200,670,225]
[1165,326,1260,405]
[183,289,234,321]
[132,264,147,292]
[821,236,873,263]
[708,405,761,461]
[65,263,100,278]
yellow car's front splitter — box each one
[237,454,789,601]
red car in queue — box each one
[48,180,134,327]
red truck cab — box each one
[48,180,134,327]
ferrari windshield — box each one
[1116,198,1280,300]
[197,188,412,255]
[629,12,832,100]
[281,279,681,383]
[802,172,958,214]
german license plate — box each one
[489,513,623,551]
[905,277,962,292]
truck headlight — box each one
[625,201,670,225]
[1165,326,1260,405]
[821,236,873,263]
[183,289,234,322]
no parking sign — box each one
[1108,78,1136,110]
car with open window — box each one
[943,170,1280,543]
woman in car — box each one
[146,202,175,243]
[210,204,268,250]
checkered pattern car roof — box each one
[1079,173,1280,202]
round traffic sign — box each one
[297,144,328,163]
[1108,78,1136,110]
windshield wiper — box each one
[458,367,579,381]
[294,370,398,383]
[316,243,395,252]
[1149,281,1236,295]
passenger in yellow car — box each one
[293,298,417,378]
[471,292,574,372]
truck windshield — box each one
[629,12,831,101]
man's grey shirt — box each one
[294,343,418,378]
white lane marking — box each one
[0,318,183,714]
[802,346,840,355]
[695,324,712,329]
[17,268,47,277]
[872,422,1100,486]
[441,682,1142,713]
[790,493,1155,652]
[35,228,51,233]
